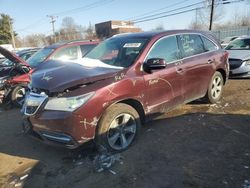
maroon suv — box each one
[22,30,229,151]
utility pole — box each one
[209,0,215,31]
[47,15,57,42]
[8,18,16,49]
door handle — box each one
[207,59,214,64]
[176,68,183,73]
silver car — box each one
[225,36,250,78]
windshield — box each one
[85,37,148,68]
[27,48,54,68]
[221,36,237,44]
[225,38,250,50]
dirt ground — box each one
[0,79,250,188]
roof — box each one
[112,29,216,39]
[44,40,99,49]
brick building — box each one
[95,20,142,39]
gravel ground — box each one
[0,79,250,188]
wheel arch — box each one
[216,68,226,84]
[117,98,146,124]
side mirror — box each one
[143,58,167,73]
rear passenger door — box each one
[177,34,215,102]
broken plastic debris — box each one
[93,153,122,173]
[109,169,117,175]
[20,174,29,181]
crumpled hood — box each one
[31,60,123,92]
[227,50,250,60]
[0,46,29,66]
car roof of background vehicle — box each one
[43,40,99,50]
[0,46,29,66]
[234,35,250,39]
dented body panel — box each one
[22,30,229,148]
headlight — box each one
[44,92,95,112]
[244,60,250,66]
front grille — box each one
[24,92,48,116]
[229,58,243,70]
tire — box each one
[205,71,224,104]
[11,85,26,108]
[95,103,141,152]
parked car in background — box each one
[0,41,98,107]
[0,46,31,106]
[225,36,250,78]
[1,48,40,66]
[27,40,99,68]
[22,30,229,151]
[221,36,238,48]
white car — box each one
[225,36,250,78]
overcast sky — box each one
[0,0,249,37]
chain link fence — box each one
[212,26,250,41]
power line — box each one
[132,1,205,22]
[134,0,245,24]
[16,0,115,32]
[52,0,115,16]
[125,0,191,20]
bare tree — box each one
[84,22,97,40]
[22,34,48,47]
[59,17,83,41]
[188,0,224,30]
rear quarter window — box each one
[201,36,218,52]
[178,34,205,58]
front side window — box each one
[178,34,205,58]
[146,36,180,63]
[201,36,218,52]
[225,39,250,50]
[85,37,148,68]
[27,48,54,68]
[51,46,78,61]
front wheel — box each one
[95,103,141,152]
[11,85,26,108]
[205,71,224,104]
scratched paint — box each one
[41,72,53,81]
[115,73,125,81]
[80,117,98,130]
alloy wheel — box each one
[211,75,222,99]
[107,113,137,150]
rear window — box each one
[178,34,204,58]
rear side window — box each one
[80,44,97,57]
[178,34,204,58]
[146,36,180,63]
[201,36,218,51]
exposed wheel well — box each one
[216,69,226,84]
[117,99,146,123]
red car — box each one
[0,40,98,107]
[22,30,229,151]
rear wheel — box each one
[95,103,141,152]
[205,71,224,104]
[11,85,26,107]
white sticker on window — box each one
[123,43,142,48]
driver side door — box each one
[143,35,184,114]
